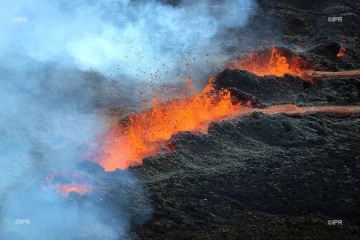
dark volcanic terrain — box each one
[130,75,360,239]
[126,0,360,239]
[133,113,360,239]
[2,0,360,240]
[16,0,360,239]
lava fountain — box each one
[92,77,242,171]
[93,99,360,172]
[91,47,360,172]
[227,47,306,77]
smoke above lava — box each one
[0,0,258,239]
[1,0,257,82]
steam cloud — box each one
[1,0,256,80]
[0,0,256,239]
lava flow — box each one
[92,77,242,171]
[259,104,360,115]
[227,47,305,77]
[94,99,360,172]
[92,47,358,171]
[43,171,93,196]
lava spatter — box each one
[92,77,242,171]
[227,47,305,77]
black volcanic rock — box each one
[215,69,309,107]
[214,69,360,107]
[133,112,360,240]
[131,0,360,239]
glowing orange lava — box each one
[94,100,360,172]
[91,46,358,171]
[56,183,93,196]
[93,77,242,171]
[227,47,304,77]
[260,104,360,115]
[337,47,346,58]
[43,171,93,196]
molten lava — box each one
[93,77,241,171]
[43,171,93,196]
[56,183,93,196]
[91,46,358,172]
[227,47,304,77]
[94,97,360,172]
[337,46,346,58]
[260,104,360,115]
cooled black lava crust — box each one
[128,0,360,239]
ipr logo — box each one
[328,220,342,225]
[328,17,342,22]
[15,219,30,225]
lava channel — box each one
[92,81,360,171]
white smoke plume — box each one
[0,0,257,239]
[1,0,257,80]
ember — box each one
[337,46,346,58]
